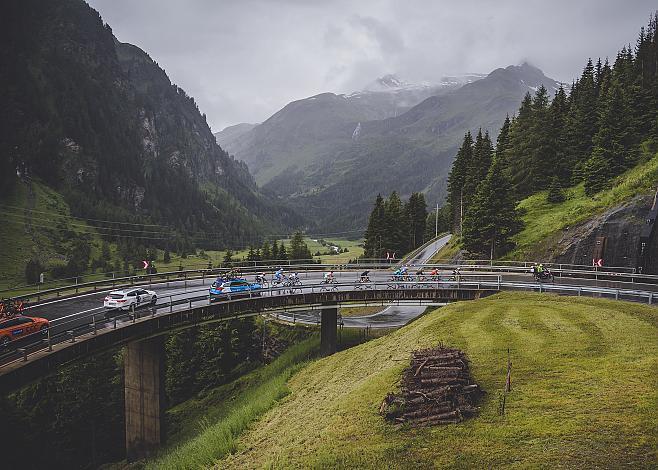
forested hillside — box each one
[0,0,299,256]
[446,13,658,260]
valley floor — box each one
[210,292,658,468]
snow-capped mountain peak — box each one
[363,74,430,93]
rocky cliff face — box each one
[552,193,655,270]
[0,0,299,245]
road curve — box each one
[338,233,452,327]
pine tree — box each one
[495,115,511,163]
[278,243,288,260]
[583,148,614,195]
[261,241,271,261]
[385,191,409,255]
[593,78,632,170]
[289,231,312,262]
[271,240,279,260]
[101,241,111,261]
[446,132,473,233]
[528,85,554,191]
[462,157,522,258]
[548,86,570,181]
[464,129,493,201]
[363,194,387,258]
[405,192,428,249]
[567,59,599,181]
[223,249,233,264]
[546,177,565,203]
[507,92,535,194]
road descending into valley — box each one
[278,233,453,327]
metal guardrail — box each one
[2,270,658,370]
[8,260,658,307]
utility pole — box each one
[460,190,464,235]
[435,203,439,238]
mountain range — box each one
[216,64,562,231]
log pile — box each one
[380,345,483,426]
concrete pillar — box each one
[124,336,165,462]
[320,305,338,356]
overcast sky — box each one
[88,0,655,131]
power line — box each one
[4,216,365,247]
[0,204,366,239]
[0,203,166,227]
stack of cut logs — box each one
[380,345,483,426]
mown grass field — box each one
[202,292,658,468]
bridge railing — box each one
[6,259,658,307]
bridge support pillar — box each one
[320,304,338,356]
[124,336,165,462]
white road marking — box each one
[51,306,106,323]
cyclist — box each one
[274,268,284,282]
[359,270,370,283]
[324,271,335,283]
[290,272,300,284]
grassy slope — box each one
[148,336,320,469]
[340,305,387,317]
[430,236,461,262]
[507,150,658,260]
[148,328,373,469]
[216,293,658,468]
[0,181,110,291]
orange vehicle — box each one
[0,315,49,348]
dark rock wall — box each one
[554,194,656,270]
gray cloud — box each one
[87,0,656,131]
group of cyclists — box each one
[530,263,554,282]
[390,266,454,282]
[226,260,555,291]
[0,298,26,320]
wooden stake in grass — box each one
[505,347,512,393]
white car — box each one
[103,288,157,310]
